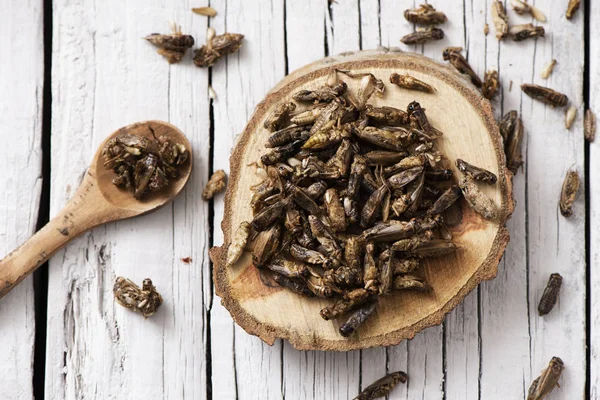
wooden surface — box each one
[0,0,591,398]
[212,50,512,350]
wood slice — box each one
[210,49,513,351]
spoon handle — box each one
[0,172,113,298]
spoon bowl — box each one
[0,120,192,298]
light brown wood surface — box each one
[0,121,192,298]
[211,49,513,351]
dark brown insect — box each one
[364,105,410,126]
[537,273,563,316]
[293,82,347,103]
[510,24,545,41]
[273,274,314,297]
[403,4,447,25]
[114,277,163,318]
[252,224,282,266]
[354,371,408,400]
[400,28,445,45]
[393,275,431,291]
[389,73,436,93]
[482,70,499,99]
[442,48,482,87]
[521,84,568,107]
[325,188,348,232]
[320,288,371,320]
[103,130,189,199]
[264,102,296,131]
[498,110,518,141]
[455,159,497,184]
[428,185,462,215]
[339,301,377,337]
[527,357,564,400]
[505,115,524,173]
[559,169,579,217]
[193,28,244,68]
[145,23,195,64]
[566,0,581,20]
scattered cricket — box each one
[482,70,499,99]
[510,24,545,41]
[585,109,596,142]
[400,28,445,45]
[566,0,581,20]
[521,84,569,107]
[194,27,244,67]
[192,6,217,17]
[145,22,195,64]
[390,73,436,93]
[403,4,447,25]
[565,106,577,130]
[442,47,482,87]
[354,371,408,400]
[203,169,227,200]
[491,0,509,40]
[540,59,557,79]
[511,0,546,22]
[113,277,163,318]
[538,273,563,316]
[527,357,564,400]
[559,168,579,217]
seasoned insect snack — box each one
[585,109,596,142]
[527,357,564,400]
[537,273,563,316]
[194,27,244,68]
[442,47,482,87]
[566,0,581,20]
[354,371,408,400]
[400,28,444,45]
[559,169,579,217]
[482,70,499,99]
[102,129,189,199]
[114,277,163,318]
[403,4,447,25]
[511,0,546,22]
[145,23,194,64]
[509,24,545,41]
[521,84,568,107]
[491,0,509,40]
[203,170,227,200]
[230,70,507,338]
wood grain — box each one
[212,50,512,351]
[0,1,43,398]
[45,1,209,398]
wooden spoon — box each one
[0,120,192,298]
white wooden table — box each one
[1,0,596,398]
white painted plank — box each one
[478,1,533,398]
[209,0,286,398]
[326,0,360,55]
[0,1,43,399]
[590,0,600,398]
[46,1,209,398]
[524,1,586,399]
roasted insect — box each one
[482,70,499,99]
[566,0,581,20]
[491,0,509,40]
[390,73,436,93]
[538,273,563,316]
[510,24,545,41]
[559,169,579,217]
[339,301,377,337]
[226,221,252,267]
[102,130,189,199]
[193,27,244,67]
[145,23,195,64]
[498,110,518,141]
[585,109,596,142]
[505,115,524,174]
[203,170,227,200]
[521,84,569,107]
[403,4,447,25]
[455,159,497,184]
[527,357,564,400]
[458,176,499,220]
[442,48,482,87]
[400,28,445,45]
[354,371,408,400]
[264,102,296,131]
[113,277,163,318]
[511,0,546,22]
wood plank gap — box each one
[33,1,53,398]
[584,0,591,399]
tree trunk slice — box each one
[210,49,514,351]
